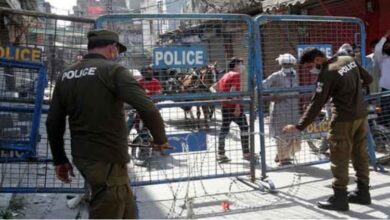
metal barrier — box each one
[365,91,390,171]
[1,10,257,194]
[254,15,367,178]
[0,58,46,160]
[2,11,384,195]
[0,8,94,193]
[96,14,257,186]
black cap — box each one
[87,29,127,53]
[228,57,243,70]
[299,48,325,65]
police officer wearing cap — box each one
[283,48,373,211]
[46,29,169,218]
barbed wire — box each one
[129,123,305,218]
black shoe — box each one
[134,159,150,167]
[317,188,349,211]
[348,181,371,205]
[217,155,231,163]
[278,159,293,166]
[243,154,260,164]
[134,150,151,167]
[243,153,259,160]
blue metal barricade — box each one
[3,11,383,195]
[1,11,256,194]
[0,58,46,160]
[0,8,94,193]
[96,13,257,186]
[0,58,48,192]
[254,15,367,178]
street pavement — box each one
[3,163,389,219]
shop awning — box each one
[262,0,309,11]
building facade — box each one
[182,0,262,14]
[262,0,390,53]
[72,0,134,18]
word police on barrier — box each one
[0,45,42,62]
[302,120,330,139]
[0,150,26,159]
[297,44,333,59]
[153,46,207,68]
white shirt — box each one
[262,69,299,89]
[376,37,390,89]
[262,69,300,137]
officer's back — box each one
[325,55,372,121]
[46,29,168,219]
[46,30,167,167]
[59,55,131,162]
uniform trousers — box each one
[73,158,137,219]
[327,117,370,190]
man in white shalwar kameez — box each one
[263,54,301,166]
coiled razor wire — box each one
[196,129,302,217]
[130,126,306,219]
[7,120,307,218]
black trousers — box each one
[218,106,249,155]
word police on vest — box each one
[338,61,357,76]
[62,67,97,80]
[153,46,207,68]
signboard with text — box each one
[0,45,42,63]
[296,44,333,59]
[153,46,207,68]
[166,131,207,154]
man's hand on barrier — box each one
[55,162,75,183]
[153,142,174,156]
[282,124,298,133]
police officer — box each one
[46,29,169,218]
[283,48,373,211]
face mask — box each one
[110,46,123,62]
[239,64,246,73]
[281,67,294,73]
[310,64,322,74]
[110,52,120,62]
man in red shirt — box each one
[216,57,251,163]
[138,66,162,96]
[132,66,162,133]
